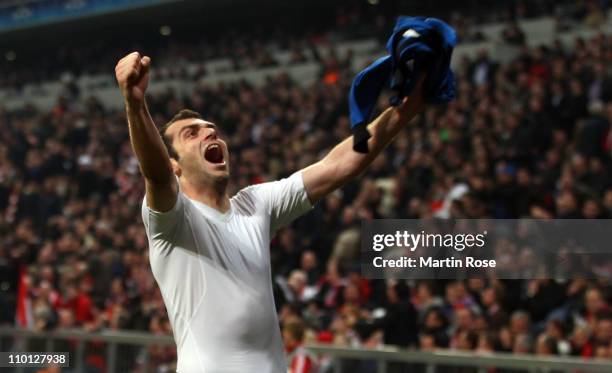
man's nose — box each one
[203,128,217,141]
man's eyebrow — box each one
[178,123,200,137]
[178,124,202,138]
[177,122,216,139]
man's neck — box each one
[180,177,230,213]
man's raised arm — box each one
[302,80,426,205]
[115,52,177,212]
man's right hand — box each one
[115,52,151,108]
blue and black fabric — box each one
[348,16,457,153]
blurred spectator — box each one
[284,319,318,373]
[502,21,526,45]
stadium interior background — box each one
[0,0,611,372]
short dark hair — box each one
[159,109,202,160]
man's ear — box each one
[170,158,181,177]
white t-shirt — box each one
[142,171,313,373]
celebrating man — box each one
[115,51,424,372]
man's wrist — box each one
[125,98,145,113]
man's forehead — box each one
[168,118,215,134]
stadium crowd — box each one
[1,4,612,373]
[1,0,609,91]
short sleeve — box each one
[141,192,186,241]
[249,171,313,233]
[141,192,204,321]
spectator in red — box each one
[316,260,346,309]
[283,320,318,373]
[59,280,94,325]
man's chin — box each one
[209,168,230,181]
[198,159,230,181]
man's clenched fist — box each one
[115,52,151,108]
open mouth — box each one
[204,143,224,164]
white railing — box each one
[0,326,173,372]
[305,344,612,373]
[1,327,612,373]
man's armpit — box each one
[145,178,179,213]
